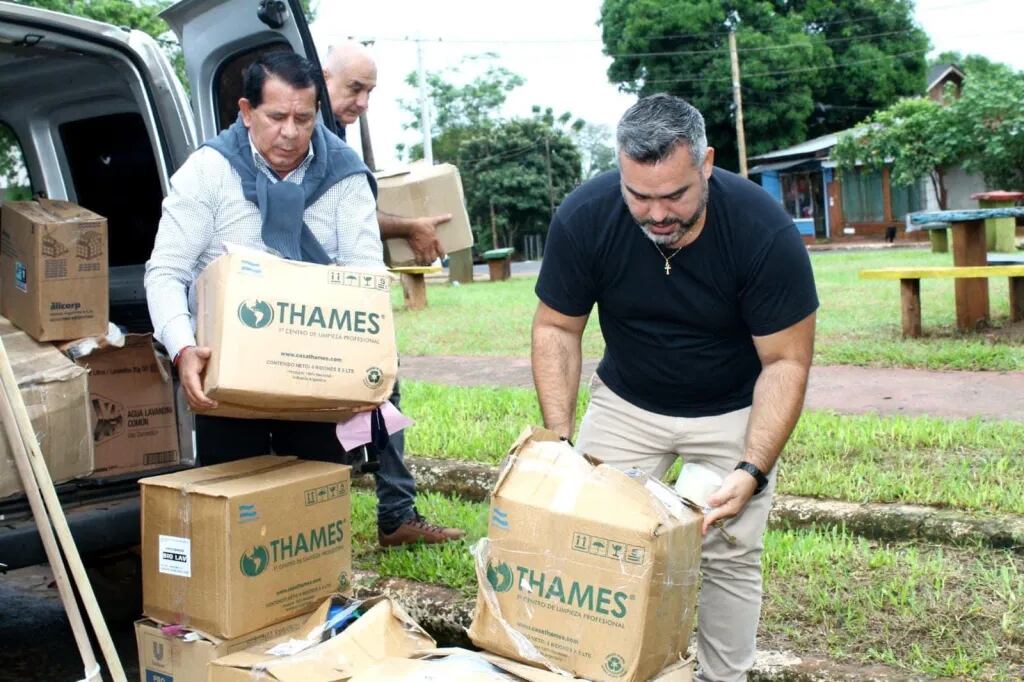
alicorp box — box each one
[0,199,108,341]
[141,456,352,639]
[196,250,397,422]
[468,427,703,682]
[75,334,179,477]
[376,162,474,266]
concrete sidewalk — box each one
[400,356,1024,422]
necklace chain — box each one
[652,241,684,275]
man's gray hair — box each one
[616,94,708,166]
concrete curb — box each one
[353,456,1024,552]
[352,570,955,681]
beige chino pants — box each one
[576,375,775,682]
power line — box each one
[643,50,925,85]
[605,28,919,59]
[352,0,993,46]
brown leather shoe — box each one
[378,514,467,548]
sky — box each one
[309,0,1024,170]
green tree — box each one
[831,97,959,209]
[931,51,1001,77]
[459,117,581,250]
[600,0,927,171]
[950,66,1024,191]
[397,54,524,163]
[572,122,617,179]
[787,0,930,137]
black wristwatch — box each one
[735,461,769,495]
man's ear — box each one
[239,98,254,127]
[703,146,716,178]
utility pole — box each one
[490,199,499,249]
[358,113,376,172]
[544,134,555,217]
[728,29,748,178]
[357,39,376,171]
[415,38,433,165]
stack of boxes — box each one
[136,455,359,680]
[0,199,181,498]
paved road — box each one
[400,356,1024,422]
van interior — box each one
[0,25,171,332]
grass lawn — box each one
[350,490,1024,681]
[401,381,1024,515]
[391,249,1024,371]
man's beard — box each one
[638,179,709,246]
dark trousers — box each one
[195,382,417,533]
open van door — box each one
[160,0,335,143]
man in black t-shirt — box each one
[532,94,818,682]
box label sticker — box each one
[14,261,27,292]
[145,670,173,682]
[158,534,191,577]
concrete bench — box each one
[389,265,442,311]
[859,265,1024,337]
[482,247,515,281]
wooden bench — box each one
[388,265,442,311]
[859,265,1024,337]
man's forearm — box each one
[744,359,810,473]
[377,211,414,240]
[531,324,583,439]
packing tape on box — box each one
[168,459,307,625]
[470,538,573,677]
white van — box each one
[0,0,333,568]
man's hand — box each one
[701,469,758,535]
[406,214,450,265]
[178,346,218,411]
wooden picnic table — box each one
[907,208,1024,330]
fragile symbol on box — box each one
[572,531,642,564]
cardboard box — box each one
[376,163,474,266]
[0,199,108,341]
[196,250,397,421]
[135,614,306,682]
[468,427,703,682]
[74,334,179,477]
[208,594,436,681]
[0,316,93,498]
[141,456,352,638]
[350,648,694,681]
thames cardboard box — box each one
[75,334,179,477]
[141,456,351,639]
[135,614,306,682]
[0,199,108,341]
[0,316,93,498]
[196,250,397,421]
[350,649,695,682]
[468,427,703,682]
[376,163,474,266]
[208,594,436,681]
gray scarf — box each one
[204,114,376,264]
